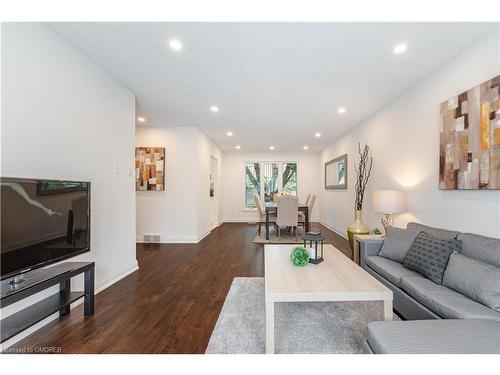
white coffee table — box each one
[264,244,393,354]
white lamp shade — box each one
[373,190,405,214]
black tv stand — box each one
[0,262,95,344]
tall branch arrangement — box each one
[354,143,373,211]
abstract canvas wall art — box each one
[135,147,165,191]
[439,75,500,190]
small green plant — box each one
[290,246,309,267]
[372,227,382,235]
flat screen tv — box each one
[1,177,90,280]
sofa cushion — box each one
[457,233,500,267]
[402,231,460,284]
[407,222,460,240]
[377,227,419,263]
[443,253,500,312]
[365,256,423,287]
[400,276,500,322]
[366,319,500,354]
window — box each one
[262,162,279,203]
[282,162,297,196]
[244,162,298,209]
[244,163,260,209]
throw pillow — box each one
[378,227,419,263]
[443,253,500,312]
[456,233,500,267]
[402,231,461,284]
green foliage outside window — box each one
[244,162,297,208]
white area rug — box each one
[206,277,399,354]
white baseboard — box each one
[136,235,198,243]
[196,228,212,242]
[0,260,139,351]
[213,219,224,228]
[137,220,340,245]
[95,260,139,294]
[319,220,348,239]
[221,219,264,225]
[136,229,213,244]
[224,220,324,225]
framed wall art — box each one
[440,75,500,190]
[136,147,165,191]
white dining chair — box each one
[276,195,299,241]
[299,194,315,230]
[305,194,312,206]
[254,193,277,236]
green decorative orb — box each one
[290,246,309,267]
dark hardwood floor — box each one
[7,223,349,354]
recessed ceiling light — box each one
[226,131,233,136]
[269,146,275,150]
[393,43,408,55]
[235,145,241,150]
[337,107,347,114]
[315,132,321,138]
[303,146,309,150]
[169,39,183,51]
[137,117,146,123]
[210,106,219,113]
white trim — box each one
[136,237,198,244]
[211,218,223,231]
[94,260,139,294]
[0,260,139,351]
[319,220,348,239]
[196,228,212,242]
[222,219,257,223]
[136,227,217,244]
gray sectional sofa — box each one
[359,222,500,354]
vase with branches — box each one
[348,143,373,253]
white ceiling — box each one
[48,22,496,152]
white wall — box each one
[135,126,223,242]
[320,28,500,238]
[1,23,137,348]
[135,127,198,242]
[196,130,224,236]
[222,152,321,222]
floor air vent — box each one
[143,233,161,243]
